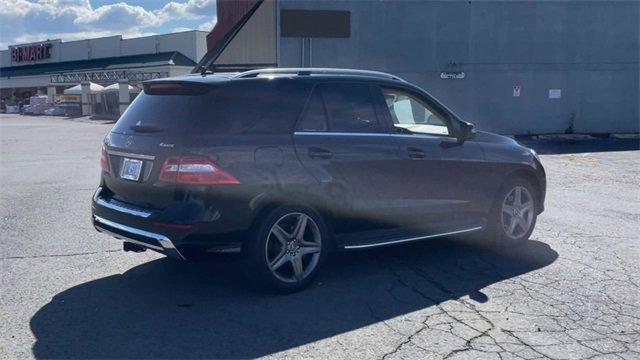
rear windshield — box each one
[111,79,311,136]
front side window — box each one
[381,88,450,136]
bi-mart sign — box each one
[10,43,52,62]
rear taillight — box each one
[158,156,179,182]
[158,156,240,185]
[100,146,110,173]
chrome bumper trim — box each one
[93,215,186,260]
[93,187,152,218]
[106,150,155,160]
[343,226,483,250]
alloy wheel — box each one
[264,212,322,283]
[501,186,535,240]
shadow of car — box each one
[30,238,557,358]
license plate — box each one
[120,158,143,181]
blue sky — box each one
[0,0,218,50]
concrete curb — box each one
[64,116,115,125]
[534,134,596,141]
[515,133,639,141]
[610,133,640,140]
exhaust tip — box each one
[123,242,147,253]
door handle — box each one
[407,147,425,159]
[308,147,333,160]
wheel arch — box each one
[247,192,337,247]
[501,168,544,214]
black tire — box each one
[480,177,538,248]
[242,205,329,293]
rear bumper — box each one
[93,215,186,260]
[91,187,247,259]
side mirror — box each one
[457,122,475,143]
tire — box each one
[242,205,329,293]
[481,177,538,248]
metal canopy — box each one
[50,70,169,85]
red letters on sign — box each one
[11,43,51,62]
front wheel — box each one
[483,178,538,248]
[242,205,328,293]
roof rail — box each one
[234,68,407,82]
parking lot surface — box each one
[1,115,639,359]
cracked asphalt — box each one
[1,115,639,359]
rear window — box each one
[111,80,311,136]
[297,82,383,133]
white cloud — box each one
[158,0,216,21]
[74,2,162,30]
[198,18,216,32]
[0,0,217,50]
[0,0,90,17]
[171,27,192,33]
[11,29,156,45]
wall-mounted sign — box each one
[513,85,521,97]
[548,89,561,99]
[281,10,351,38]
[10,43,52,62]
[440,71,465,80]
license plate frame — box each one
[120,158,143,181]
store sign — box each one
[10,43,52,62]
[440,71,465,80]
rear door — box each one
[293,82,401,225]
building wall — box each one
[157,31,208,63]
[214,0,277,66]
[278,0,639,135]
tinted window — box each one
[112,80,309,136]
[320,83,382,133]
[381,87,450,136]
[298,88,328,132]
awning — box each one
[63,83,104,95]
[101,83,141,93]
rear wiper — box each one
[129,124,163,133]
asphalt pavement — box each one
[1,115,639,359]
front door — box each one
[373,85,487,229]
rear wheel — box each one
[482,178,538,248]
[242,205,328,293]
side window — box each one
[382,87,451,136]
[298,88,328,132]
[321,83,382,133]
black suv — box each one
[92,68,546,292]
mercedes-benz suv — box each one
[92,68,546,292]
